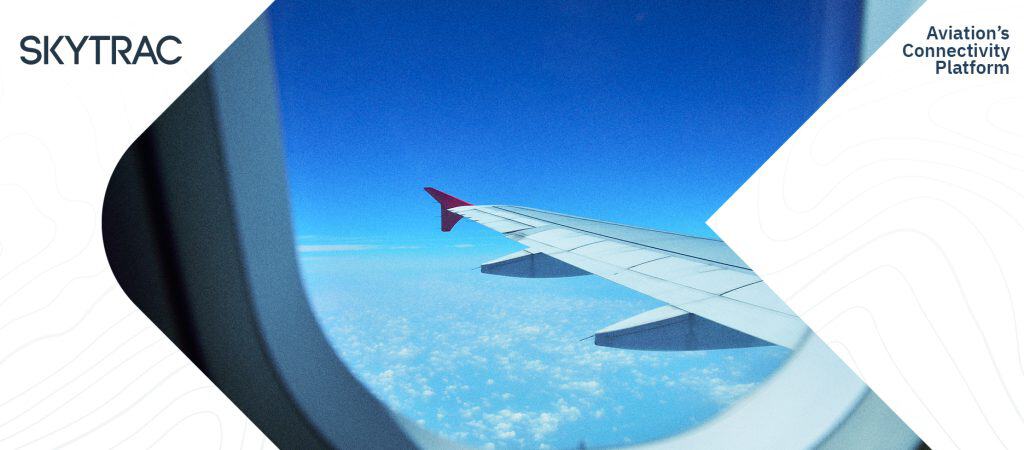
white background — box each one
[0,1,274,448]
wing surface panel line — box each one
[540,249,796,318]
[719,280,765,297]
[494,205,725,243]
[490,205,751,272]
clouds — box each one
[473,398,581,443]
[302,253,790,448]
[559,380,604,397]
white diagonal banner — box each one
[711,0,1023,448]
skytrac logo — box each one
[19,35,182,65]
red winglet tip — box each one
[424,187,472,209]
[424,187,472,232]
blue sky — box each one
[270,0,851,241]
[269,1,859,447]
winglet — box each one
[424,187,472,232]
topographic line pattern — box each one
[0,0,277,447]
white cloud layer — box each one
[301,255,790,448]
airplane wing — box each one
[425,187,807,351]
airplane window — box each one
[269,1,860,448]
